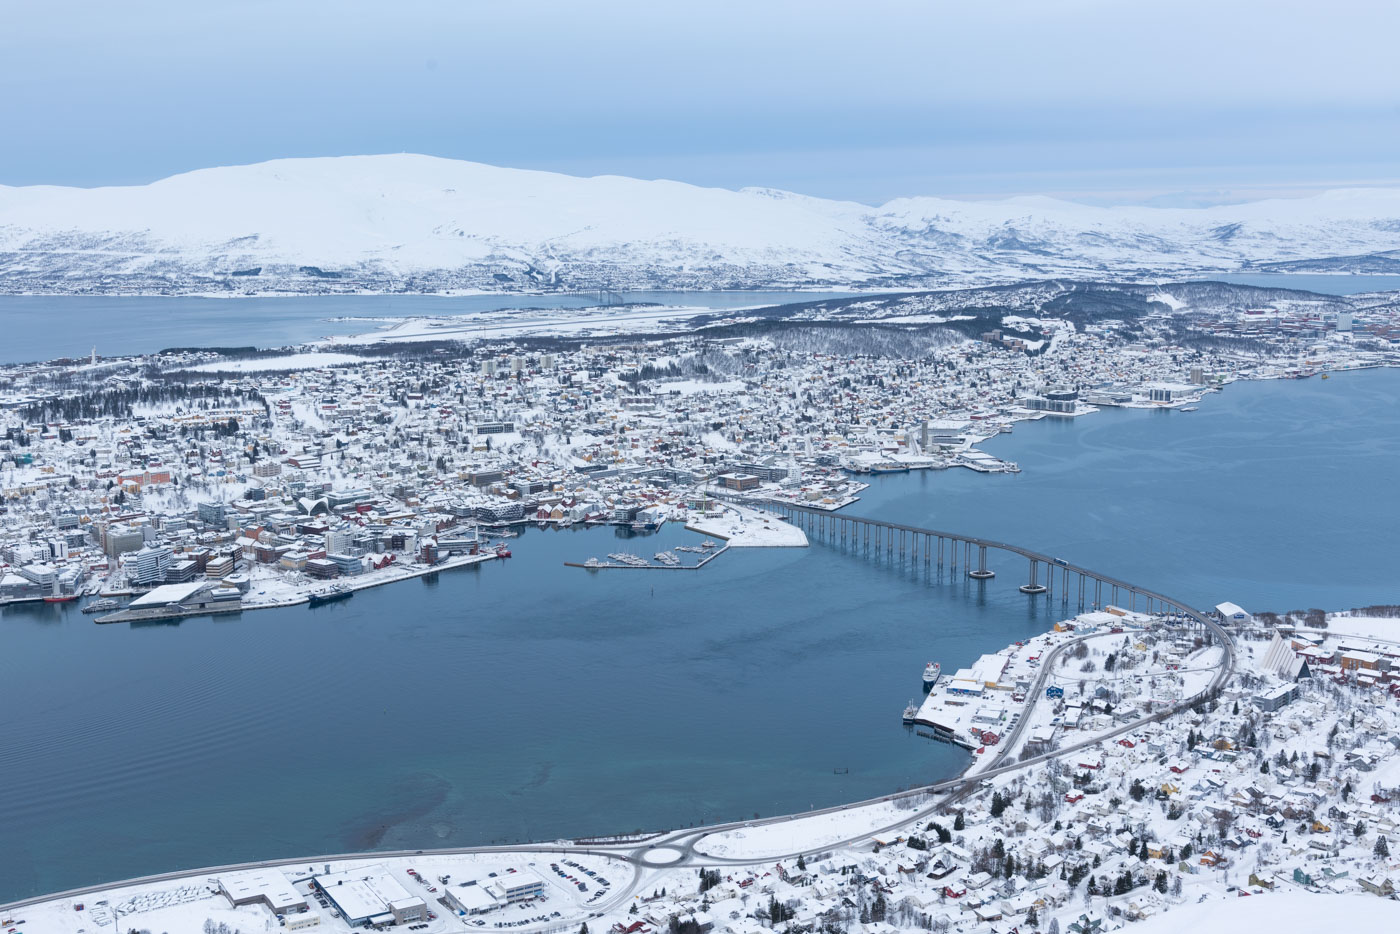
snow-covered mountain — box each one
[2,154,1399,294]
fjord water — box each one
[2,369,1399,901]
[5,275,1400,365]
[0,291,857,365]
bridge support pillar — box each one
[1019,558,1047,595]
[968,543,994,579]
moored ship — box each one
[922,661,942,691]
[308,585,353,607]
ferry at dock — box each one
[922,661,942,691]
[308,585,353,607]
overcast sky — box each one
[3,0,1398,204]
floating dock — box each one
[565,545,728,570]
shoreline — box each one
[57,551,499,623]
[239,550,497,611]
[1,528,1232,913]
[4,270,1396,302]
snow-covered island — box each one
[4,277,1395,611]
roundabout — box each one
[635,845,685,866]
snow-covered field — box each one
[182,352,369,372]
[684,504,808,547]
[694,797,933,860]
[1305,614,1400,643]
[324,304,734,345]
[1130,891,1397,934]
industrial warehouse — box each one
[312,865,428,928]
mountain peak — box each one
[2,155,1399,293]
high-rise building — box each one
[133,544,173,585]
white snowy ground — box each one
[652,379,748,395]
[683,504,808,547]
[181,352,369,372]
[321,303,745,345]
[1304,614,1400,642]
[692,795,935,860]
[1129,891,1399,934]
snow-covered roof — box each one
[127,581,211,608]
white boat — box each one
[902,703,920,724]
[922,661,942,691]
[1180,405,1199,412]
[584,557,601,569]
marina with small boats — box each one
[569,540,726,571]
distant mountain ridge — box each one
[2,154,1398,294]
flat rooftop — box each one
[218,868,305,911]
[315,864,413,923]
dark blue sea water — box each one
[1,368,1397,902]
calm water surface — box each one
[4,274,1395,365]
[1,369,1398,901]
[0,291,858,365]
[1211,273,1400,294]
